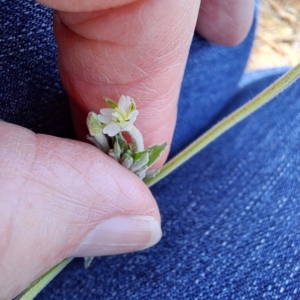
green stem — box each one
[145,64,300,187]
[18,63,300,300]
[15,258,73,300]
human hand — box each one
[41,0,255,163]
[0,0,254,298]
[0,121,161,299]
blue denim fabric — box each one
[0,1,74,138]
[2,1,300,300]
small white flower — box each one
[98,95,138,137]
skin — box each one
[0,0,254,298]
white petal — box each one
[118,95,130,111]
[100,108,114,115]
[128,110,139,124]
[103,122,121,137]
[126,96,132,104]
[98,114,112,124]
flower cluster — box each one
[87,95,166,181]
[98,95,138,137]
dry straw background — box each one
[248,0,300,69]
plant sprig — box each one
[17,63,300,300]
[87,95,167,180]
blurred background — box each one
[248,0,300,69]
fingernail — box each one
[71,216,162,257]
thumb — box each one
[40,0,200,163]
[0,122,161,299]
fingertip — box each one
[196,0,255,46]
[71,215,162,257]
[0,123,161,298]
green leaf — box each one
[114,133,128,154]
[132,143,167,167]
[114,140,121,158]
[104,97,118,109]
[146,143,167,167]
[87,112,104,136]
[132,150,145,161]
[130,152,149,172]
[84,257,94,269]
[145,168,160,179]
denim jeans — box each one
[2,1,300,299]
